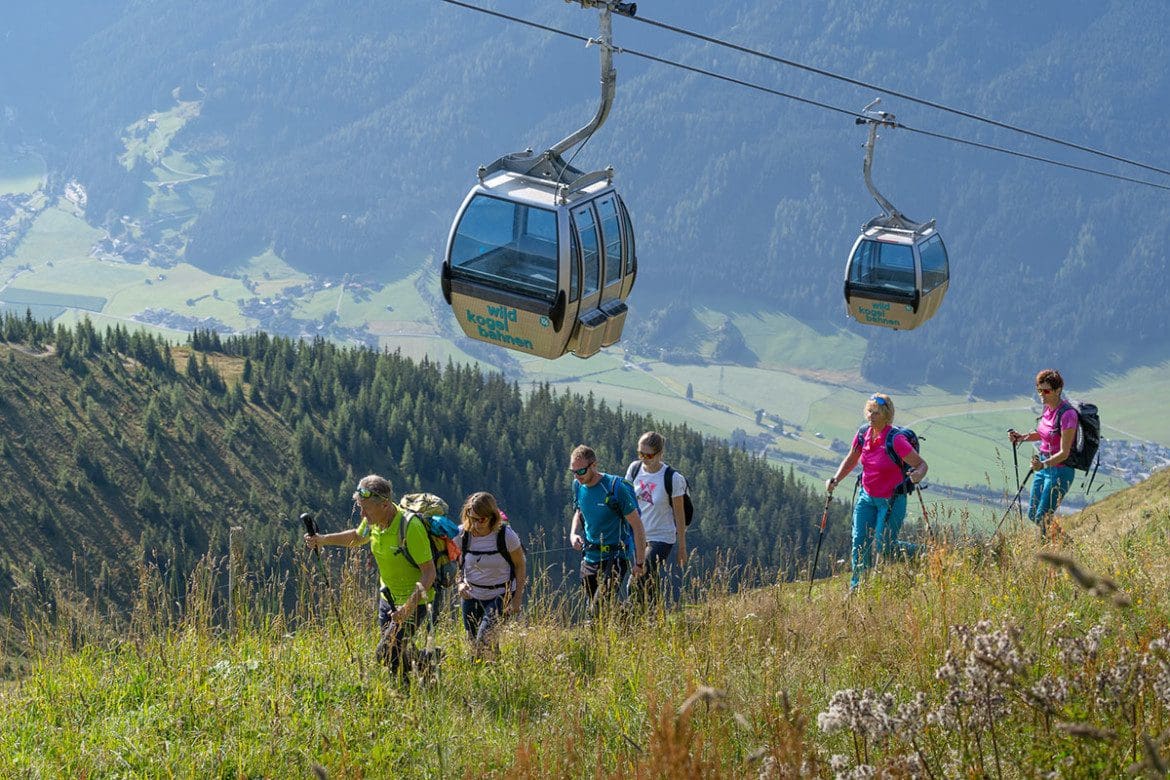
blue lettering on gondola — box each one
[856,301,902,327]
[465,307,534,350]
[486,304,518,322]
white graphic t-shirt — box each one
[629,463,686,544]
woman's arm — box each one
[902,450,929,483]
[826,448,862,494]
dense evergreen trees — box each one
[0,318,851,616]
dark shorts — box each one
[581,555,629,581]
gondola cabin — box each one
[844,219,949,330]
[441,160,637,359]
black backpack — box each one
[626,462,694,526]
[459,523,521,592]
[854,424,921,470]
[1055,400,1101,473]
[854,425,922,495]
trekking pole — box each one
[301,513,360,672]
[915,483,933,541]
[808,493,834,597]
[992,469,1034,537]
[1007,429,1023,521]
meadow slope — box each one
[2,468,1169,776]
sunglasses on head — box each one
[569,465,592,477]
[869,395,888,406]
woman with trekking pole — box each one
[1007,369,1077,536]
[453,492,526,660]
[825,393,928,590]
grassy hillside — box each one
[2,464,1167,776]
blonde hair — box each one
[865,393,895,426]
[460,491,503,533]
[638,431,664,455]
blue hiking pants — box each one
[1028,465,1074,536]
[851,488,917,588]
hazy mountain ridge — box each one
[2,0,1168,393]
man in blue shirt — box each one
[568,444,647,615]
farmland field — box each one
[0,169,1160,523]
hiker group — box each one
[823,367,1100,591]
[302,367,1100,679]
[303,429,690,682]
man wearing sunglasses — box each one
[568,445,647,616]
[304,474,436,682]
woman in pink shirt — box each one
[826,393,928,589]
[1007,369,1077,535]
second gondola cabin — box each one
[441,152,636,359]
[843,219,948,330]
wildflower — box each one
[1055,623,1107,667]
[1029,675,1070,711]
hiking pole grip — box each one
[301,513,321,559]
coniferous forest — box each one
[0,316,851,627]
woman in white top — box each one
[453,491,526,657]
[625,431,687,608]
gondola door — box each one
[594,194,630,346]
[568,201,607,357]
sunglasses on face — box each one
[1036,387,1054,394]
[569,465,592,477]
[354,487,380,500]
[637,451,657,459]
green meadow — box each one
[3,469,1169,777]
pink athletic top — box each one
[852,426,916,499]
[1037,401,1078,456]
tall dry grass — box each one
[1,471,1168,776]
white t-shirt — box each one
[627,462,687,544]
[454,525,522,601]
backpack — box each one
[1054,400,1101,473]
[397,492,461,587]
[459,522,522,593]
[855,425,922,495]
[573,474,637,558]
[855,424,921,472]
[626,461,695,527]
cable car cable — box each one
[629,12,1170,179]
[896,121,1170,192]
[437,0,1170,192]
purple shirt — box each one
[852,426,916,499]
[1038,401,1078,456]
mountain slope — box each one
[2,0,1168,393]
